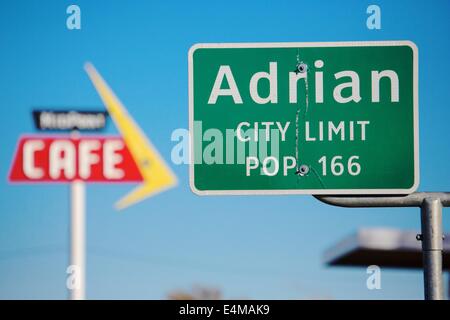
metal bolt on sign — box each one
[296,62,308,73]
[297,164,310,176]
[315,192,449,300]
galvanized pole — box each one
[68,131,86,300]
[420,197,444,300]
[70,180,86,300]
[314,192,449,300]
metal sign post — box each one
[420,198,444,300]
[70,180,86,300]
[315,192,448,300]
[68,130,86,301]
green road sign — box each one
[189,41,419,195]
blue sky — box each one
[0,0,449,299]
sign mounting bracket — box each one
[314,192,449,300]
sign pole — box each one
[421,197,444,299]
[315,192,448,300]
[70,180,86,300]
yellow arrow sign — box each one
[85,63,177,210]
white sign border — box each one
[188,41,419,196]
